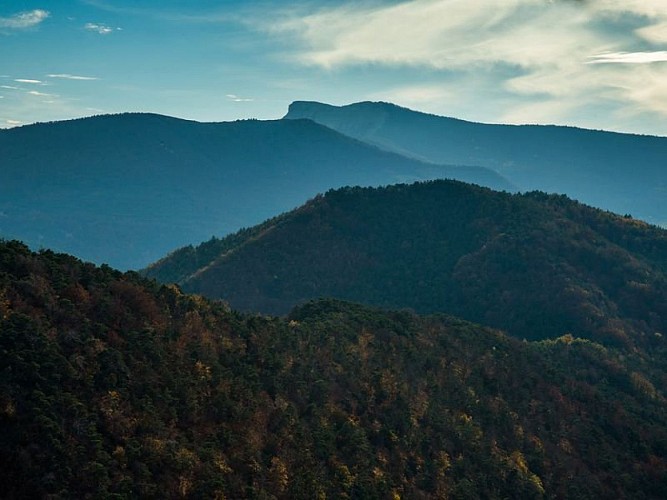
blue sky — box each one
[2,0,667,135]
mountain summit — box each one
[285,101,667,226]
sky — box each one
[2,0,667,136]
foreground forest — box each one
[2,240,667,498]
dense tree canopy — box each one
[2,240,667,498]
[145,180,667,351]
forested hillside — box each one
[0,113,512,270]
[285,101,667,227]
[145,180,667,350]
[1,240,666,498]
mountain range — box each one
[4,100,667,271]
[0,112,510,270]
[144,180,667,351]
[285,101,667,227]
[3,99,667,498]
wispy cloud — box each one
[0,9,49,29]
[27,90,57,97]
[1,85,19,90]
[588,52,667,64]
[47,74,99,81]
[261,0,667,130]
[226,94,254,102]
[15,79,44,84]
[84,22,122,35]
[266,0,593,70]
[636,21,667,44]
[372,84,457,106]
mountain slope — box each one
[0,113,512,270]
[284,101,667,226]
[145,180,667,349]
[1,240,666,498]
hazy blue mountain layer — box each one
[285,101,667,226]
[0,113,511,270]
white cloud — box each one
[636,22,667,45]
[0,80,101,128]
[5,119,22,125]
[0,9,49,29]
[47,74,99,81]
[15,79,43,84]
[84,22,122,35]
[27,90,57,97]
[262,0,667,132]
[226,94,254,102]
[372,84,457,106]
[1,85,19,90]
[588,52,667,64]
[268,0,597,70]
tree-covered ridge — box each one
[1,240,666,498]
[143,209,296,288]
[145,180,667,350]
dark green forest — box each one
[145,180,667,351]
[3,240,667,498]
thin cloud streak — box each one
[0,10,49,29]
[588,52,667,64]
[15,79,44,84]
[84,22,122,35]
[226,94,254,102]
[47,74,99,81]
[27,90,57,97]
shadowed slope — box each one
[146,180,667,349]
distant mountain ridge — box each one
[145,180,667,350]
[284,101,667,226]
[0,112,512,270]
